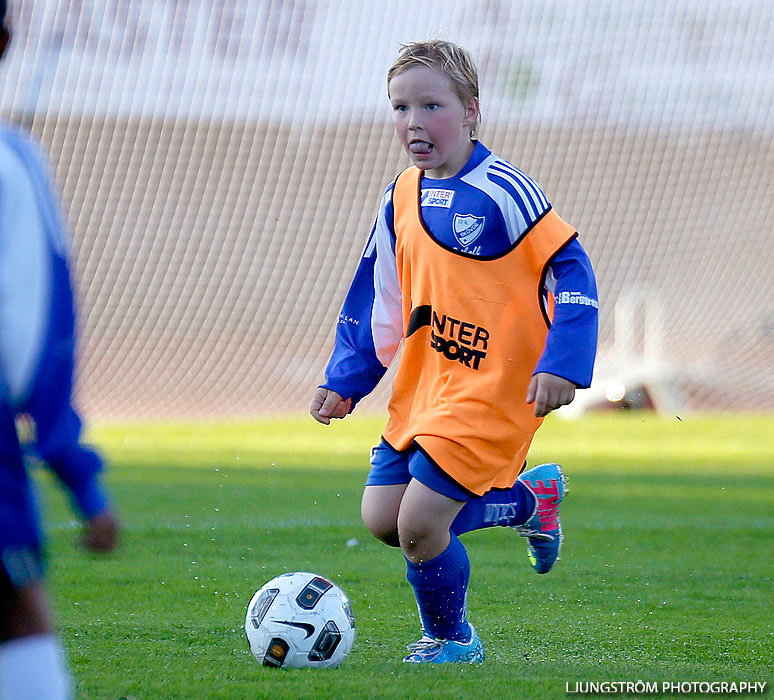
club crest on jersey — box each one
[452,213,485,247]
[421,188,454,208]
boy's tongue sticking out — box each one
[410,140,433,154]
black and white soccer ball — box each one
[244,572,356,669]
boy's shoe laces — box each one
[405,636,443,654]
[512,525,554,541]
[402,625,484,664]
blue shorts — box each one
[0,547,45,590]
[0,401,45,589]
[366,439,475,502]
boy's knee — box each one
[366,523,400,548]
[361,504,400,547]
[396,516,434,556]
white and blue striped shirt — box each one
[0,124,108,523]
[324,142,598,407]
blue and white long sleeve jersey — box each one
[0,124,108,525]
[323,142,598,408]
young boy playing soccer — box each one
[310,39,598,664]
[0,3,118,697]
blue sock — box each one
[405,534,470,642]
[450,481,535,536]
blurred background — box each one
[1,0,772,418]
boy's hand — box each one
[526,372,576,417]
[310,387,352,425]
[82,510,119,552]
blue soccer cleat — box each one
[402,624,485,665]
[513,463,568,574]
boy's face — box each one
[389,65,478,180]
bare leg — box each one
[361,484,408,547]
[0,581,71,700]
[397,479,465,564]
[0,582,54,642]
[396,480,473,644]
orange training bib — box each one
[382,166,576,495]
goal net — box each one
[2,1,772,417]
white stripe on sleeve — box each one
[371,191,403,367]
[0,138,51,406]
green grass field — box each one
[36,413,773,700]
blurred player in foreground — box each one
[0,3,118,698]
[312,39,597,664]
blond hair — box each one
[387,39,481,138]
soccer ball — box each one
[244,572,356,669]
